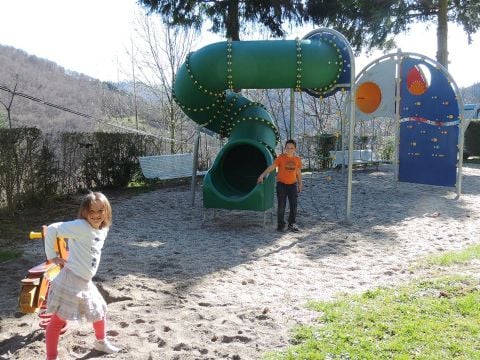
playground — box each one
[1,26,478,359]
[2,163,480,359]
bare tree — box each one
[0,82,18,129]
[129,11,197,153]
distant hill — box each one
[1,43,479,136]
[0,44,138,132]
[462,82,480,105]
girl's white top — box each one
[45,219,109,281]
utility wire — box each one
[0,84,189,143]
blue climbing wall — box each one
[398,58,460,187]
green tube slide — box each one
[173,35,345,211]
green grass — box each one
[266,244,480,359]
[266,276,480,359]
[424,243,480,266]
[0,249,23,262]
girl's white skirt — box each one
[47,267,107,322]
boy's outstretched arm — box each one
[257,164,277,183]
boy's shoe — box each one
[94,339,120,354]
[288,224,300,232]
[277,225,285,232]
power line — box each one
[0,84,187,143]
[0,84,93,120]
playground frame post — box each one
[191,126,201,206]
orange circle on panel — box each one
[355,81,382,114]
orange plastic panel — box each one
[356,81,382,114]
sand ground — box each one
[1,164,479,359]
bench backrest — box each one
[330,150,379,166]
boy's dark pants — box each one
[276,182,298,228]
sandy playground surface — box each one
[1,163,480,359]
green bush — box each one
[0,128,163,213]
[381,136,395,161]
[83,132,146,188]
[316,134,338,169]
[0,127,43,212]
[464,121,480,158]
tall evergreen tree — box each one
[306,0,480,68]
[137,0,320,40]
[139,0,480,68]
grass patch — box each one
[0,249,23,262]
[423,243,480,267]
[266,276,480,359]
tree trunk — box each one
[225,0,240,41]
[170,105,175,154]
[436,0,449,68]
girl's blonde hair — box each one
[78,191,112,229]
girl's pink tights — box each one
[45,313,105,360]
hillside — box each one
[0,43,478,137]
[463,82,480,104]
[0,44,138,132]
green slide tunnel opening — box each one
[216,143,267,195]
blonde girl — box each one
[44,192,119,360]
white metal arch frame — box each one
[348,50,465,210]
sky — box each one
[0,0,479,88]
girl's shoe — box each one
[94,339,120,353]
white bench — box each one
[330,150,380,167]
[139,153,207,180]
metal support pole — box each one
[455,88,465,199]
[456,117,465,198]
[290,88,295,139]
[340,102,346,176]
[345,36,357,221]
[346,84,356,222]
[191,126,201,206]
[394,49,402,184]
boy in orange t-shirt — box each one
[257,139,303,232]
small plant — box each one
[381,136,395,161]
[316,133,337,169]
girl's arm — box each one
[44,223,63,263]
[44,221,82,264]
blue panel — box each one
[399,120,458,187]
[400,58,459,123]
